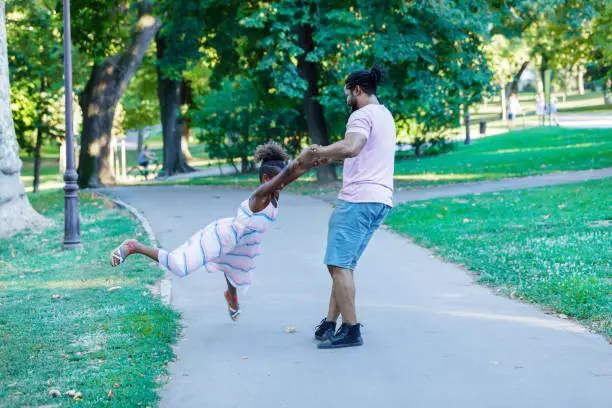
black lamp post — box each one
[62,0,82,250]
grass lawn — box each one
[385,178,612,338]
[168,127,612,194]
[558,104,612,113]
[393,127,612,189]
[0,192,179,407]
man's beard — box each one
[350,101,359,113]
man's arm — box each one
[314,133,367,162]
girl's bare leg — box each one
[110,239,159,267]
[224,276,240,321]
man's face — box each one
[344,86,359,112]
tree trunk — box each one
[137,128,144,153]
[33,125,43,194]
[577,65,585,95]
[180,79,193,161]
[604,78,612,104]
[510,61,529,95]
[297,22,337,183]
[500,84,507,121]
[156,33,194,177]
[0,1,48,237]
[77,2,160,188]
[33,75,47,194]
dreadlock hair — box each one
[345,64,387,95]
[254,141,289,182]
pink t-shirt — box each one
[338,104,396,207]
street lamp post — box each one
[62,0,82,250]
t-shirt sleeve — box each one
[345,110,372,138]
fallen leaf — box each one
[107,389,113,399]
[48,389,61,397]
[11,248,15,258]
[510,291,518,300]
[462,218,471,223]
[13,391,24,395]
[65,390,76,397]
[107,286,121,292]
[112,383,120,389]
[542,214,551,220]
[559,314,568,319]
[51,294,62,300]
[558,204,566,209]
[73,391,83,401]
[436,214,443,219]
[284,326,297,334]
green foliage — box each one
[0,191,179,407]
[191,76,305,169]
[69,0,135,64]
[120,46,159,131]
[7,1,67,153]
[241,0,494,146]
[385,178,612,338]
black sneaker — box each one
[314,318,336,341]
[317,323,363,349]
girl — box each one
[110,142,314,321]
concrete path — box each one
[103,186,612,408]
[557,113,612,128]
[318,167,612,204]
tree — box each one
[74,0,161,188]
[484,35,530,118]
[6,0,79,193]
[0,0,48,237]
[592,2,611,103]
[120,45,159,152]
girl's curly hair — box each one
[254,141,288,180]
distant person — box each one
[507,93,521,130]
[548,96,559,126]
[138,145,157,178]
[536,92,545,126]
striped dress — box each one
[157,199,278,292]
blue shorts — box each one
[324,200,391,270]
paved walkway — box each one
[318,167,612,204]
[104,186,612,408]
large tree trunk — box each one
[78,1,160,188]
[180,79,193,161]
[297,23,337,183]
[156,33,194,177]
[510,61,529,95]
[0,2,48,237]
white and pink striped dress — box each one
[157,199,278,292]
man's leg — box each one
[329,266,356,325]
[325,265,341,322]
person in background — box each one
[507,93,521,130]
[138,145,157,178]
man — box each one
[304,65,396,349]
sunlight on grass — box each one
[0,277,140,290]
[394,173,489,182]
[492,142,604,155]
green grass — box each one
[557,104,612,113]
[393,127,612,189]
[385,178,612,338]
[169,127,612,194]
[0,192,179,407]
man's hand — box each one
[296,144,320,168]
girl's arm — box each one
[248,155,313,212]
